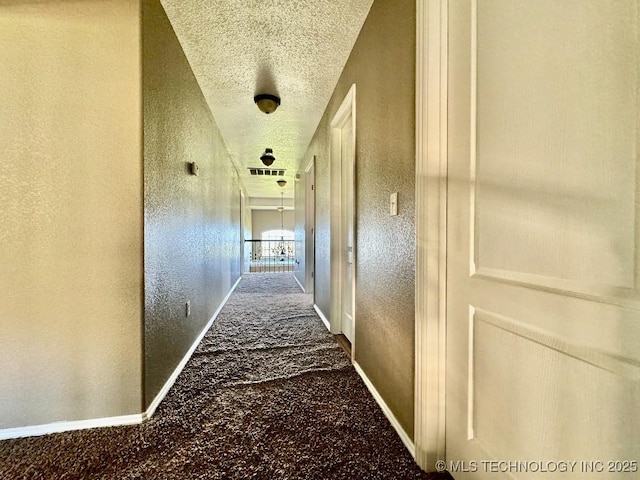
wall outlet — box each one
[186,301,191,317]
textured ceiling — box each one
[160,0,373,200]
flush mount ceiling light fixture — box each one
[260,148,275,166]
[276,179,287,188]
[254,94,281,114]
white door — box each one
[330,85,356,344]
[341,114,355,343]
[446,1,640,478]
[305,158,316,294]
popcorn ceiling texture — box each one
[160,0,373,199]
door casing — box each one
[305,156,316,295]
[414,0,448,471]
[330,84,357,358]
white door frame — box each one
[330,84,356,357]
[414,0,448,472]
[304,156,316,294]
[240,189,247,274]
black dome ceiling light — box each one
[260,148,275,166]
[254,94,281,114]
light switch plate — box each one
[390,192,398,216]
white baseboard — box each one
[0,276,243,441]
[0,413,143,441]
[353,361,416,458]
[313,304,331,331]
[293,274,305,293]
[144,275,242,419]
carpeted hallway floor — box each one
[0,273,452,479]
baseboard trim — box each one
[353,361,416,458]
[293,274,305,293]
[144,275,242,419]
[0,413,143,441]
[0,276,243,441]
[313,304,331,331]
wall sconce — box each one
[260,148,275,166]
[254,94,281,114]
[276,179,287,188]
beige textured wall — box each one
[0,0,143,428]
[251,210,294,239]
[143,0,241,406]
[299,0,416,437]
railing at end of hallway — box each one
[245,239,295,273]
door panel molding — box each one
[472,268,640,310]
[473,308,640,381]
[468,0,640,309]
[471,307,640,468]
[469,0,478,277]
[471,0,639,293]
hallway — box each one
[2,1,639,477]
[0,274,449,479]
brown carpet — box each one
[0,273,452,479]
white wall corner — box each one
[0,275,245,442]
